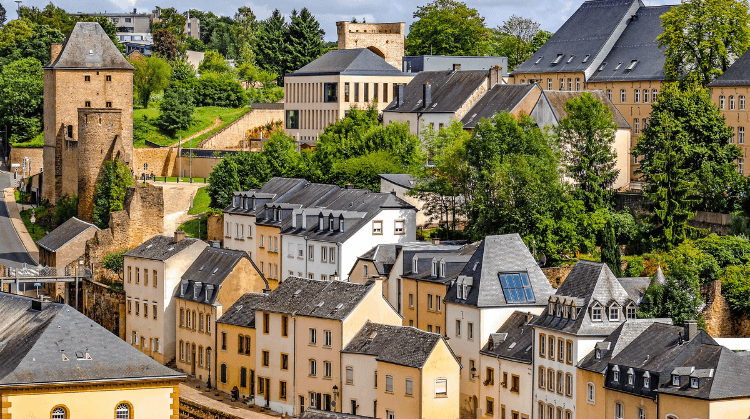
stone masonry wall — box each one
[197,109,284,150]
[81,278,126,339]
[9,147,43,177]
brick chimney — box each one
[174,230,186,243]
[684,320,699,342]
[489,65,502,86]
[50,43,63,62]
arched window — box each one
[52,407,67,419]
[116,403,131,419]
[221,363,228,383]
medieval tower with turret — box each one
[42,22,134,222]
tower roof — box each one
[45,22,134,70]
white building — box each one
[442,234,555,419]
[124,231,207,364]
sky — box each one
[1,0,679,42]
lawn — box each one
[134,105,251,148]
[188,187,210,215]
[179,215,208,240]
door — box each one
[191,344,196,375]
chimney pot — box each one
[174,230,186,243]
[684,320,699,342]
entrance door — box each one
[191,344,196,375]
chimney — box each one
[453,63,461,71]
[431,237,440,245]
[174,230,186,243]
[423,83,432,107]
[397,84,404,107]
[684,320,699,342]
[489,65,502,86]
[50,43,63,62]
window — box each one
[587,382,595,403]
[372,220,383,234]
[324,330,332,347]
[731,96,736,110]
[262,350,269,367]
[386,375,394,392]
[455,320,461,337]
[511,374,520,393]
[539,333,546,357]
[286,110,300,129]
[52,407,67,419]
[635,89,640,103]
[309,359,317,376]
[324,361,332,378]
[621,89,626,103]
[116,403,130,419]
[394,220,405,234]
[721,95,726,109]
[310,328,317,345]
[435,378,447,396]
[324,83,338,102]
[615,402,623,419]
[406,378,413,395]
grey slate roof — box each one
[254,276,376,320]
[342,322,453,369]
[383,70,488,113]
[177,247,268,305]
[124,235,201,261]
[604,322,750,400]
[379,173,418,190]
[286,48,408,77]
[708,49,750,87]
[45,22,134,70]
[480,311,538,364]
[461,84,539,129]
[514,0,639,75]
[588,5,674,82]
[0,293,183,387]
[36,217,99,252]
[216,292,269,328]
[532,260,634,336]
[542,90,631,129]
[444,234,554,308]
[578,318,672,373]
[299,408,375,419]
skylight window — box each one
[582,55,590,63]
[498,273,535,303]
[567,55,575,63]
[626,60,638,71]
[551,54,564,65]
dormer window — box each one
[672,375,680,386]
[690,377,699,389]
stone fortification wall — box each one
[9,147,43,177]
[197,108,283,150]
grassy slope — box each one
[134,105,251,148]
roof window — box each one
[567,55,575,63]
[582,55,590,63]
[551,54,564,65]
[626,60,638,71]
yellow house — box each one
[596,320,750,419]
[0,293,184,419]
[215,292,269,401]
[175,246,268,383]
[252,276,402,416]
[340,321,461,419]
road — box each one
[0,171,36,268]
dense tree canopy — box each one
[406,0,490,56]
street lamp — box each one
[332,385,339,411]
[206,346,212,389]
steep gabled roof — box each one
[444,234,554,308]
[461,83,539,129]
[708,49,750,87]
[0,293,183,386]
[286,48,408,77]
[514,0,640,76]
[383,70,488,114]
[45,22,133,70]
[216,292,269,328]
[37,217,99,252]
[342,322,453,369]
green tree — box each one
[255,10,287,82]
[0,57,44,143]
[198,50,234,75]
[285,8,325,80]
[406,0,490,56]
[659,0,750,86]
[555,92,619,212]
[53,194,78,226]
[131,56,171,108]
[601,220,622,276]
[157,87,195,134]
[153,29,179,61]
[152,7,187,46]
[92,158,134,229]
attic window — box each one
[598,62,607,71]
[626,60,638,71]
[615,62,623,70]
[551,54,564,65]
[535,56,543,64]
[582,55,590,63]
[566,55,575,63]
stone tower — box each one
[336,21,405,69]
[42,22,135,207]
[77,108,132,222]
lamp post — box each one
[206,346,212,389]
[332,385,339,412]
